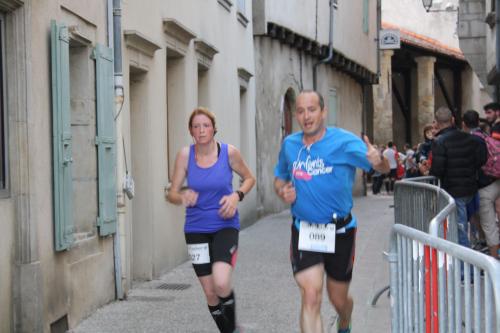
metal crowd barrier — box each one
[389,224,500,333]
[372,176,458,306]
[397,177,458,242]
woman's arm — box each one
[218,145,256,219]
[228,144,256,196]
[166,147,198,206]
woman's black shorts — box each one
[185,228,239,277]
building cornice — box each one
[124,30,161,58]
[194,38,219,71]
[163,18,197,58]
[0,0,23,12]
[263,22,377,84]
[238,67,253,91]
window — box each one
[237,0,245,14]
[198,66,209,107]
[281,88,296,140]
[0,15,6,192]
[236,0,249,27]
[328,88,338,126]
[51,20,116,250]
[362,0,369,34]
[166,56,184,181]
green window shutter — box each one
[51,20,74,251]
[363,0,369,34]
[93,43,117,236]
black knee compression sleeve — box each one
[208,303,226,332]
[220,291,236,333]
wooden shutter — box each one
[93,43,117,236]
[51,20,74,250]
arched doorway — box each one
[281,88,296,140]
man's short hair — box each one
[387,141,393,148]
[462,110,479,128]
[299,89,325,110]
[483,102,500,111]
[435,107,453,125]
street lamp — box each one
[422,0,458,12]
[422,0,433,12]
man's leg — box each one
[455,196,473,248]
[326,278,353,330]
[294,264,325,333]
[479,180,500,258]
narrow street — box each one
[72,194,394,333]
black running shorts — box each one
[185,228,239,277]
[290,223,356,282]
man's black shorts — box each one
[185,228,239,277]
[290,223,356,282]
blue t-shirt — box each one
[274,127,371,229]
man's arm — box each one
[429,141,445,178]
[364,136,390,174]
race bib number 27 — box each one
[298,221,336,253]
[187,243,210,264]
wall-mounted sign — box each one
[379,29,401,50]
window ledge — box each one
[485,12,496,29]
[237,11,249,27]
[218,0,233,12]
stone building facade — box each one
[0,0,257,331]
[373,0,492,149]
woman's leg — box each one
[197,274,228,332]
[211,228,239,332]
[213,262,236,332]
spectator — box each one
[371,145,385,195]
[464,109,499,258]
[382,142,398,193]
[403,143,419,178]
[416,124,434,163]
[430,107,487,248]
[483,102,500,140]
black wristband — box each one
[236,190,244,201]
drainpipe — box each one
[110,0,124,300]
[376,0,381,80]
[313,0,336,90]
[496,0,500,101]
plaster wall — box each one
[259,0,378,72]
[30,1,115,330]
[121,0,257,283]
[0,198,13,333]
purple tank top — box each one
[185,142,239,233]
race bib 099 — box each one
[187,243,210,264]
[298,221,336,253]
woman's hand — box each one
[181,189,199,207]
[218,193,239,219]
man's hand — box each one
[364,135,381,165]
[278,182,296,204]
[364,135,390,174]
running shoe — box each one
[337,318,351,333]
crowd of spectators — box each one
[370,102,500,259]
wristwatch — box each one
[236,190,244,201]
